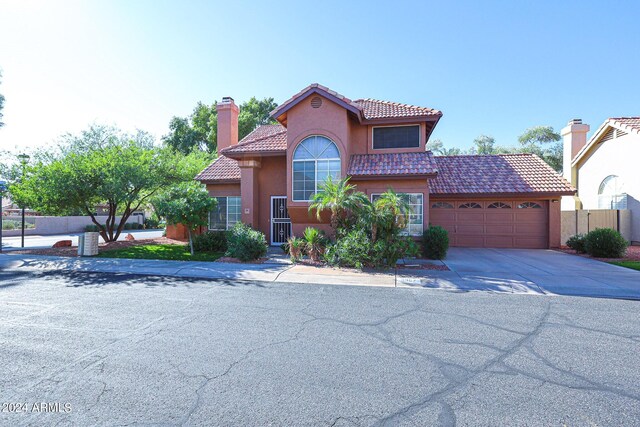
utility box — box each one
[80,232,99,256]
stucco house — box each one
[195,84,574,249]
[561,117,640,244]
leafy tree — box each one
[428,139,463,156]
[517,126,562,172]
[308,176,368,232]
[153,182,217,255]
[0,70,4,128]
[470,135,497,154]
[9,125,211,242]
[163,97,278,154]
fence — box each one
[1,215,144,237]
[561,209,631,244]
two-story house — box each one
[196,84,574,249]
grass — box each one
[608,261,640,271]
[96,244,223,262]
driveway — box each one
[398,248,640,299]
[0,269,639,426]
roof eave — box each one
[270,87,363,123]
[349,172,438,180]
[221,150,286,160]
[195,178,241,184]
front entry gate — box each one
[270,196,291,245]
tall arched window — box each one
[598,175,627,209]
[292,136,341,201]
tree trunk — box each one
[187,228,195,256]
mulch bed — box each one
[10,237,187,258]
[557,245,640,262]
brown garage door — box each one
[429,200,549,249]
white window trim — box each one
[292,136,341,202]
[370,192,424,236]
[208,196,241,230]
[371,124,421,150]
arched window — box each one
[518,202,542,209]
[488,202,511,209]
[431,201,454,209]
[292,136,341,201]
[459,202,482,209]
[598,175,627,209]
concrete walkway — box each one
[1,248,639,299]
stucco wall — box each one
[575,132,639,243]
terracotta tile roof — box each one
[270,83,362,119]
[353,99,442,120]
[430,154,575,195]
[221,124,287,156]
[194,155,240,182]
[348,152,438,177]
[609,117,640,134]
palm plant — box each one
[368,190,410,242]
[287,236,306,262]
[308,176,368,232]
[303,227,323,262]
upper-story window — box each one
[598,175,627,209]
[373,125,420,149]
[292,136,341,201]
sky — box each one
[0,0,639,157]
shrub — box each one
[144,217,161,229]
[325,228,372,269]
[193,230,227,253]
[422,225,449,259]
[84,224,99,232]
[566,233,587,253]
[303,227,325,262]
[124,223,132,230]
[225,222,268,261]
[287,236,306,262]
[584,228,628,258]
[371,236,420,267]
[2,220,19,230]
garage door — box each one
[429,200,548,249]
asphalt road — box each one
[0,269,639,426]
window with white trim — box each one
[292,136,341,201]
[598,175,627,209]
[371,193,424,236]
[209,196,241,230]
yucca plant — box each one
[287,236,306,262]
[303,227,324,262]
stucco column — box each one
[239,159,261,229]
[560,119,590,211]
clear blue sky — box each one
[1,0,638,153]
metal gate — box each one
[270,196,291,245]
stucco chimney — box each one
[216,97,239,153]
[561,119,589,176]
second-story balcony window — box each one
[293,135,340,201]
[373,125,420,149]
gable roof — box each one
[269,83,442,125]
[194,155,240,183]
[220,124,287,157]
[348,152,437,178]
[572,116,640,166]
[430,154,575,195]
[353,99,441,120]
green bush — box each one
[124,223,132,230]
[193,230,227,253]
[144,217,161,229]
[287,236,306,262]
[422,225,449,259]
[584,228,628,258]
[566,233,587,253]
[84,224,100,232]
[371,236,420,267]
[2,220,19,230]
[225,222,268,261]
[325,228,372,269]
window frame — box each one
[292,135,341,202]
[598,175,627,209]
[370,192,424,236]
[208,196,241,230]
[372,124,421,150]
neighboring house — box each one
[561,117,640,244]
[195,84,573,249]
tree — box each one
[308,176,368,232]
[163,97,278,154]
[0,70,5,128]
[9,125,211,242]
[153,182,217,255]
[517,126,562,172]
[428,139,463,156]
[470,135,497,154]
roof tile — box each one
[609,117,640,134]
[221,124,287,156]
[354,99,442,120]
[348,152,438,177]
[430,154,575,195]
[194,155,240,182]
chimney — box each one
[216,96,239,153]
[561,118,589,178]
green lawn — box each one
[96,244,223,262]
[608,261,640,271]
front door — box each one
[270,196,291,245]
